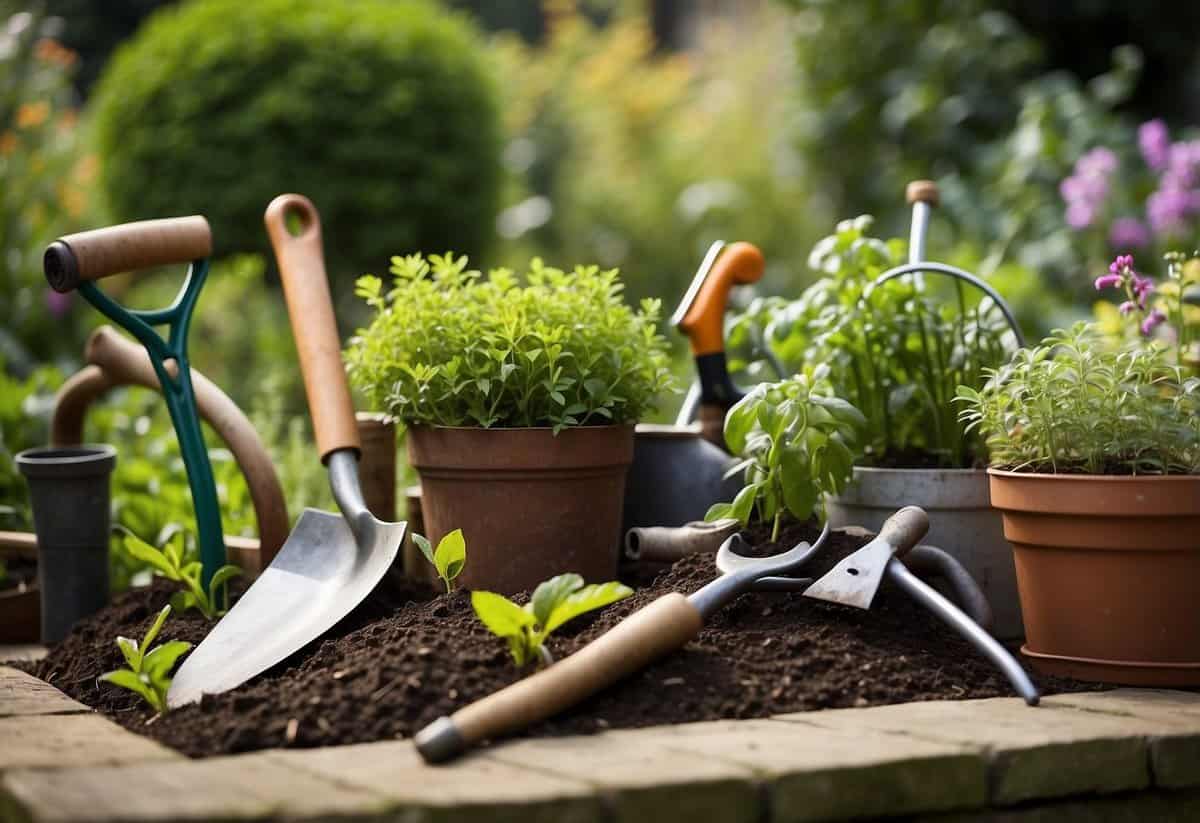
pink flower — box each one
[1119,300,1136,315]
[44,289,71,317]
[1141,309,1166,336]
[1067,201,1096,229]
[1139,119,1170,172]
[1133,275,1155,307]
[1109,254,1135,274]
[1094,273,1122,290]
[1108,218,1150,249]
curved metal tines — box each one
[714,521,831,577]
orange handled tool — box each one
[671,242,766,446]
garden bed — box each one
[24,524,1092,758]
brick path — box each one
[2,658,1199,822]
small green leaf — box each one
[141,605,172,653]
[99,669,156,704]
[412,533,435,565]
[471,591,536,639]
[780,447,819,521]
[116,636,141,672]
[141,640,193,681]
[704,502,735,521]
[728,482,760,525]
[434,529,467,587]
[121,532,177,578]
[530,573,583,627]
[542,581,633,635]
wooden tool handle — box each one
[877,506,929,558]
[905,180,940,207]
[419,593,703,761]
[265,194,360,461]
[44,216,212,292]
[679,242,765,356]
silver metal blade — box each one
[802,538,893,610]
[167,508,405,708]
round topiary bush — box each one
[89,0,502,286]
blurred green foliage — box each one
[89,0,503,292]
[488,2,823,303]
[0,361,62,530]
[0,8,96,373]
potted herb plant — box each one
[726,204,1024,637]
[958,253,1200,686]
[346,253,674,594]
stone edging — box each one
[2,662,1199,822]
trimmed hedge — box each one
[90,0,502,284]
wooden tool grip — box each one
[905,180,940,207]
[453,593,704,747]
[877,506,929,558]
[264,194,360,461]
[679,242,765,356]
[44,216,212,293]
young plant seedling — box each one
[99,604,192,714]
[706,370,866,541]
[118,527,242,620]
[412,529,466,592]
[472,573,633,667]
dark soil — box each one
[25,523,1095,758]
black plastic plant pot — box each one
[16,444,117,644]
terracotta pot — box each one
[0,584,40,643]
[988,469,1200,686]
[827,467,1022,640]
[407,425,634,594]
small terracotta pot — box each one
[988,469,1200,686]
[407,425,635,594]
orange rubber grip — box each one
[678,242,765,356]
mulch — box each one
[22,521,1095,758]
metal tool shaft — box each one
[888,558,1039,705]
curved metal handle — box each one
[50,326,291,568]
[44,216,212,293]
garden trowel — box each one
[802,505,929,609]
[167,194,406,707]
[802,505,1040,705]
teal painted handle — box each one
[45,222,228,587]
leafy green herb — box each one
[118,527,242,619]
[706,370,866,540]
[725,216,1016,468]
[412,529,466,592]
[99,605,191,714]
[956,322,1200,475]
[346,254,676,432]
[471,573,633,667]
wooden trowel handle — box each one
[877,505,929,558]
[416,592,704,762]
[44,216,213,293]
[265,194,361,462]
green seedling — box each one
[99,605,191,714]
[118,527,242,619]
[472,573,632,667]
[706,370,866,541]
[412,529,466,592]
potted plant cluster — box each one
[725,213,1024,637]
[958,252,1200,686]
[345,253,674,594]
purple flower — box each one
[1110,254,1135,274]
[1147,186,1200,235]
[1141,308,1167,336]
[1067,201,1096,229]
[1119,300,1136,315]
[44,289,71,317]
[1134,275,1155,307]
[1077,147,1118,176]
[1139,119,1170,171]
[1094,273,1122,290]
[1108,217,1150,249]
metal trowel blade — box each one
[167,507,405,708]
[801,538,893,610]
